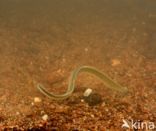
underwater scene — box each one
[0,0,156,130]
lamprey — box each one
[37,66,128,100]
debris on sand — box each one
[83,88,102,106]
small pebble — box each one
[101,102,106,107]
[55,106,68,113]
[16,112,20,115]
[34,97,42,103]
[91,114,95,118]
[31,102,34,106]
[42,114,48,121]
[81,99,84,103]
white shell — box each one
[83,88,93,97]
